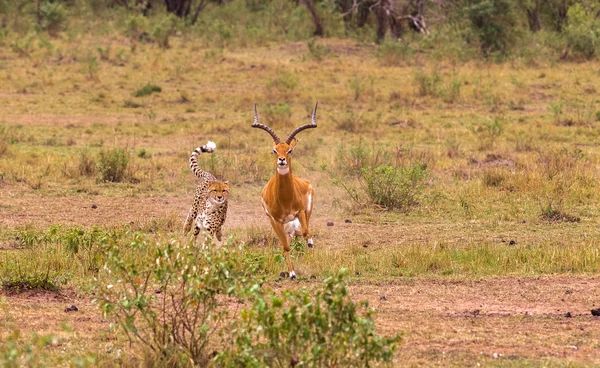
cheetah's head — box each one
[207,181,229,205]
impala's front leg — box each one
[269,217,296,280]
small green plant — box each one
[97,148,129,182]
[349,76,365,101]
[482,169,505,187]
[307,38,331,61]
[126,14,149,40]
[266,71,298,93]
[540,201,580,223]
[470,117,504,150]
[361,164,427,211]
[151,14,178,49]
[262,103,292,126]
[38,1,68,37]
[134,83,162,97]
[549,101,564,125]
[137,148,151,159]
[414,69,441,97]
[217,269,401,367]
[335,139,371,177]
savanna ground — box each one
[1,31,600,366]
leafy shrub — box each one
[217,269,400,367]
[564,3,600,59]
[462,0,517,57]
[98,235,262,367]
[151,14,178,48]
[126,14,149,40]
[306,38,332,61]
[38,1,68,37]
[1,272,62,293]
[134,83,162,97]
[97,148,129,182]
[98,235,400,367]
[361,164,427,211]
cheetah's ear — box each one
[224,181,229,185]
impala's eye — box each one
[287,149,293,154]
[272,149,277,154]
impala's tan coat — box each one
[252,103,318,279]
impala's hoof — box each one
[308,238,314,248]
[289,271,296,280]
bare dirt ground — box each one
[3,276,599,366]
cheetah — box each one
[183,141,229,243]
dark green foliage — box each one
[564,3,600,59]
[1,274,61,293]
[217,269,401,367]
[38,1,68,37]
[134,83,162,97]
[97,148,129,182]
[462,0,517,57]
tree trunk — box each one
[299,0,324,36]
[375,1,387,43]
[525,0,541,32]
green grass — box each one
[1,18,600,366]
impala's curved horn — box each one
[286,102,318,144]
[251,104,280,144]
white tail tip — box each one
[202,141,216,153]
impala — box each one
[252,103,318,280]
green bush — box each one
[97,148,129,182]
[134,83,162,97]
[126,14,149,39]
[564,3,600,59]
[98,235,263,366]
[38,1,68,37]
[98,236,400,367]
[462,0,517,57]
[151,14,179,48]
[217,269,400,367]
[361,164,427,211]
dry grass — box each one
[2,32,600,366]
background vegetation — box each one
[2,0,600,366]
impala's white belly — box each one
[284,219,301,238]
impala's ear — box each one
[289,139,297,149]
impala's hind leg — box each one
[270,217,296,280]
[303,189,314,248]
